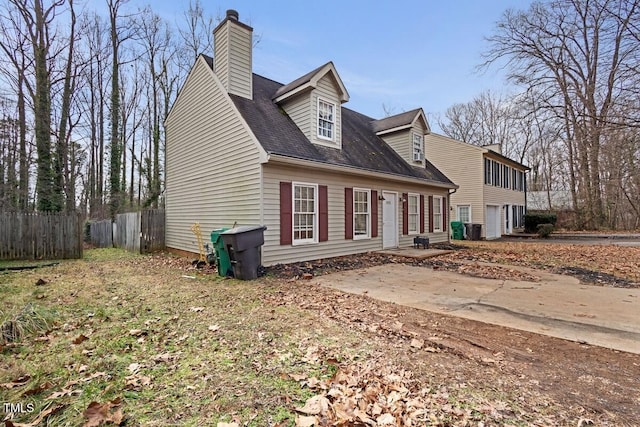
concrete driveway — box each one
[313,262,640,354]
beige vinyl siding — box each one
[227,24,252,98]
[165,58,262,254]
[484,181,526,237]
[281,92,312,140]
[213,20,252,99]
[311,74,342,148]
[381,129,412,164]
[213,24,229,92]
[261,163,448,266]
[425,133,484,229]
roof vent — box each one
[226,9,239,21]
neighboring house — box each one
[164,10,456,266]
[424,133,529,239]
[527,190,573,211]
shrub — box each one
[537,223,554,238]
[524,213,557,233]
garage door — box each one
[486,206,500,239]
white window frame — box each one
[412,133,424,162]
[317,98,335,141]
[292,182,318,245]
[457,205,471,224]
[353,188,371,240]
[433,196,443,232]
[407,193,420,234]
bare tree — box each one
[0,4,32,210]
[178,0,215,62]
[5,0,65,212]
[483,0,640,229]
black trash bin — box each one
[471,223,482,240]
[220,225,267,280]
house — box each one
[164,10,456,266]
[424,133,529,239]
[527,190,573,211]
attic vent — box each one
[226,9,239,20]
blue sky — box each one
[95,0,534,124]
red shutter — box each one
[428,195,434,233]
[419,194,425,234]
[319,185,328,242]
[443,197,448,232]
[345,188,353,239]
[280,182,292,245]
[402,193,408,235]
[371,190,378,238]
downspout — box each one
[448,188,457,242]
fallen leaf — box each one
[302,273,313,280]
[128,363,141,374]
[23,381,54,396]
[376,413,396,425]
[410,338,424,349]
[296,395,330,415]
[83,398,123,427]
[216,423,239,427]
[289,373,307,382]
[72,334,89,345]
[295,415,317,427]
[208,324,220,332]
[1,375,30,389]
[189,306,204,312]
[124,374,151,391]
[45,387,81,400]
[129,329,146,337]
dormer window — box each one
[413,133,424,161]
[318,98,335,141]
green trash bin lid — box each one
[211,227,229,244]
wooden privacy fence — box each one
[89,220,113,248]
[89,209,164,254]
[0,211,83,260]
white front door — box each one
[382,191,398,249]
[486,205,500,239]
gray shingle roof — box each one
[202,55,453,186]
[271,62,329,100]
[371,109,423,133]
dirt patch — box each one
[264,244,633,287]
[554,265,637,287]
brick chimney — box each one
[213,9,253,99]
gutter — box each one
[266,153,458,190]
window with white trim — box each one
[353,189,370,239]
[293,183,317,244]
[412,133,424,161]
[433,196,443,232]
[408,194,420,234]
[457,205,471,223]
[317,99,335,140]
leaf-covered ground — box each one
[1,245,639,426]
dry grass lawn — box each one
[1,245,639,426]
